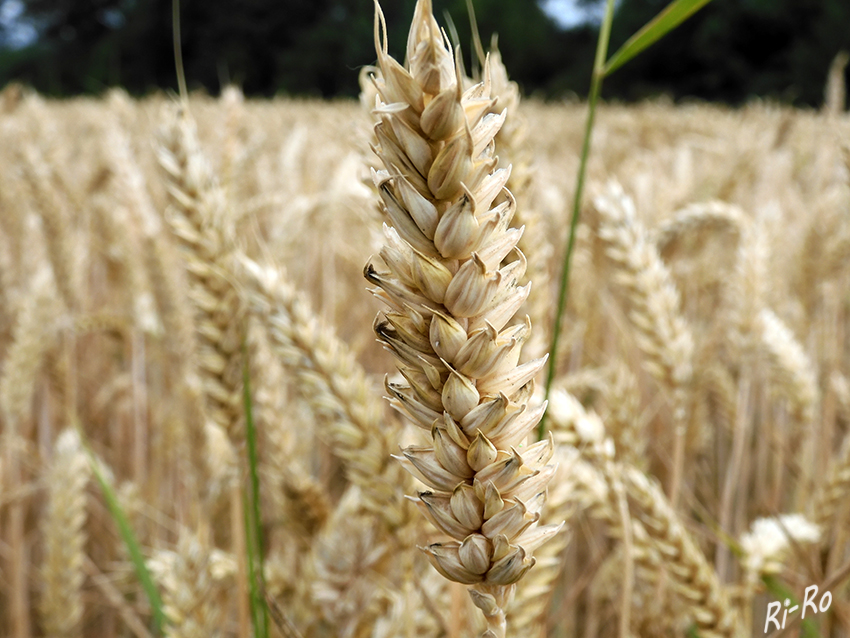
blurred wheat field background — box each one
[1,70,850,638]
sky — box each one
[0,0,35,49]
[541,0,604,28]
[0,0,599,51]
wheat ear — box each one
[149,532,236,638]
[238,256,413,530]
[364,2,559,635]
[654,201,745,257]
[623,468,743,638]
[39,428,90,638]
[157,106,245,444]
[813,373,850,531]
[757,307,819,427]
[20,145,83,313]
[593,181,694,506]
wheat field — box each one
[1,6,850,636]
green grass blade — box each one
[540,0,617,439]
[603,0,713,76]
[87,449,166,635]
[762,575,821,637]
[242,344,269,638]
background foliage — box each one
[1,0,849,105]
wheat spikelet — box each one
[39,428,90,638]
[361,2,560,634]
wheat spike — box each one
[39,428,90,638]
[149,532,236,638]
[238,256,413,531]
[654,201,745,257]
[157,106,245,445]
[19,144,84,314]
[593,181,694,505]
[363,2,559,634]
[310,487,398,638]
[757,307,819,427]
[624,468,743,638]
[0,268,63,428]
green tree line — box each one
[0,0,848,105]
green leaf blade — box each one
[603,0,713,77]
[88,450,167,635]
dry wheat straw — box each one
[825,51,849,117]
[834,371,850,425]
[813,415,850,533]
[39,428,90,638]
